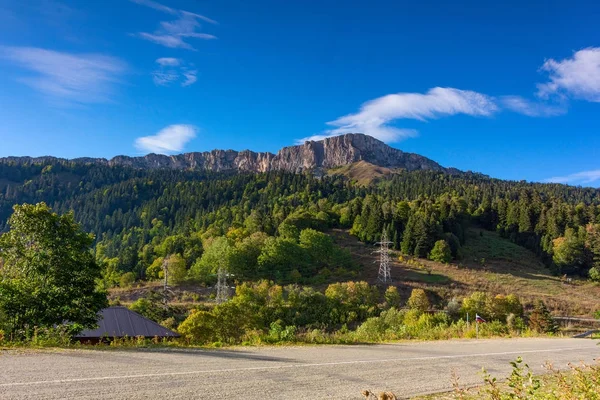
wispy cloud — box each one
[151,58,197,87]
[302,47,600,144]
[130,0,217,50]
[156,57,180,67]
[299,87,498,143]
[130,0,177,15]
[135,124,197,154]
[537,47,600,102]
[0,46,126,104]
[545,169,600,185]
[500,96,567,117]
[182,71,197,87]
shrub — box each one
[589,267,600,282]
[480,320,508,336]
[487,294,523,321]
[267,321,297,342]
[528,300,559,334]
[119,272,136,288]
[178,310,217,344]
[407,289,430,313]
[145,257,164,281]
[458,358,600,399]
[461,291,489,319]
[354,308,405,341]
[446,298,461,320]
[384,286,401,309]
[160,317,176,330]
[429,240,452,263]
[506,314,527,333]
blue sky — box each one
[0,0,599,185]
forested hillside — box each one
[2,159,600,289]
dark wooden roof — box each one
[74,306,179,339]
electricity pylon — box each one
[215,266,230,304]
[375,231,393,284]
[162,257,174,308]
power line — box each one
[375,231,393,284]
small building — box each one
[73,306,179,343]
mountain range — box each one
[0,134,447,174]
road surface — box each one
[0,338,598,399]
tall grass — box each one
[449,357,600,399]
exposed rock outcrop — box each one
[0,133,446,173]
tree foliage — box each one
[0,203,107,337]
[429,240,452,263]
[3,160,600,283]
[407,289,430,313]
[528,300,559,334]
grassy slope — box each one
[326,161,393,185]
[330,228,600,317]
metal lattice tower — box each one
[375,231,393,284]
[215,266,230,304]
[162,258,174,308]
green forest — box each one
[1,160,600,344]
[2,160,600,286]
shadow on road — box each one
[81,347,298,363]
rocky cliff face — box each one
[0,134,445,173]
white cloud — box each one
[135,124,197,154]
[500,96,567,117]
[130,0,216,50]
[182,70,197,87]
[545,169,600,185]
[152,58,197,87]
[0,46,125,103]
[156,57,180,67]
[537,47,600,102]
[152,70,180,86]
[129,0,177,14]
[300,87,498,143]
[298,48,600,145]
[137,32,194,50]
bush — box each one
[589,266,600,282]
[177,310,217,344]
[407,289,430,313]
[267,321,297,342]
[507,314,527,333]
[429,240,452,263]
[145,257,164,281]
[354,308,406,341]
[528,300,559,334]
[456,357,600,399]
[119,272,136,288]
[384,286,401,309]
[461,291,489,319]
[446,298,461,320]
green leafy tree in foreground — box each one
[0,203,108,337]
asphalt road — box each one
[0,338,598,399]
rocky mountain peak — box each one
[0,133,445,174]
